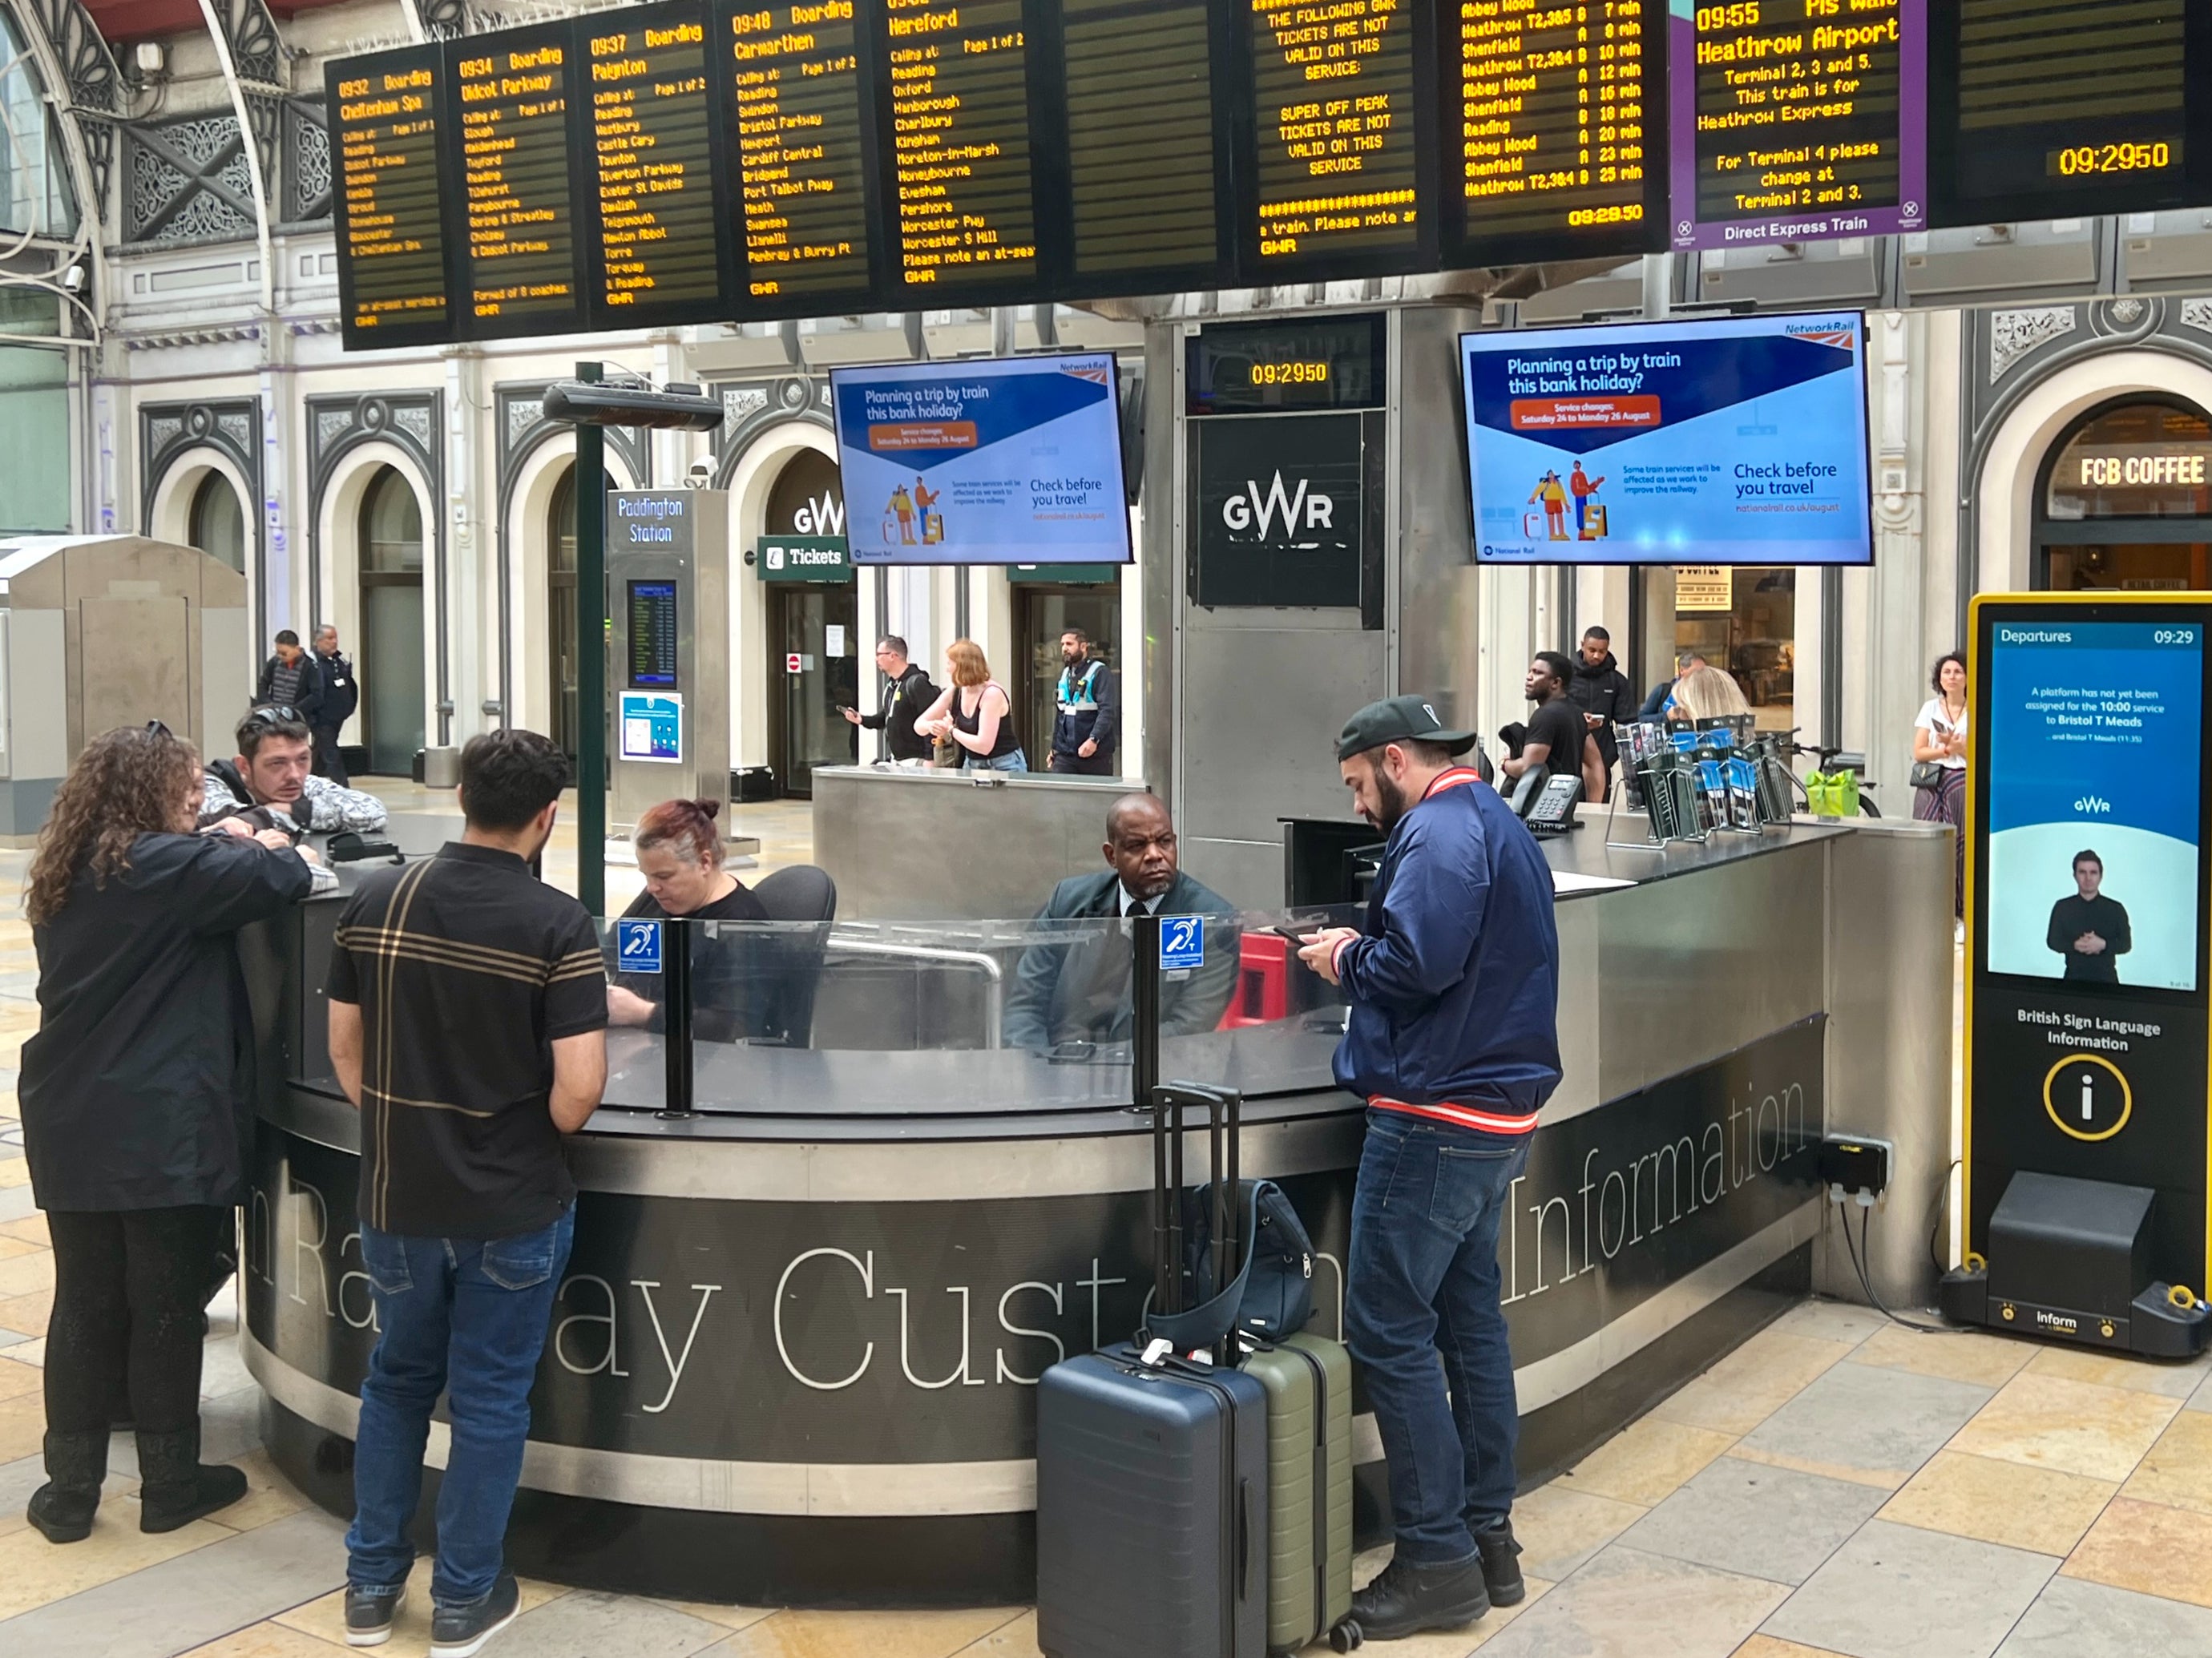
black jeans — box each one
[312,724,349,786]
[44,1206,224,1437]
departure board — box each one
[579,4,727,328]
[454,26,583,335]
[1669,0,1926,249]
[331,47,451,348]
[1058,0,1230,288]
[729,0,879,310]
[1247,0,1430,275]
[1448,0,1665,263]
[1928,0,2212,226]
[878,0,1042,298]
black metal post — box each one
[575,361,606,918]
[656,920,696,1120]
[1133,910,1171,1308]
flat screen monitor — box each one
[830,353,1132,567]
[628,579,678,688]
[1459,312,1874,566]
[1976,610,2207,996]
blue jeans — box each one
[347,1207,574,1607]
[971,748,1028,773]
[1346,1111,1530,1565]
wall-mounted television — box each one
[830,353,1132,568]
[1460,313,1874,567]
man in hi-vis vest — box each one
[1048,627,1120,776]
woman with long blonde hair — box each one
[916,638,1028,772]
[1669,663,1753,724]
[19,724,313,1543]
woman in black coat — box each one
[19,724,314,1543]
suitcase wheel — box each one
[1330,1617,1362,1652]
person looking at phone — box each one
[839,635,939,763]
[1297,695,1561,1642]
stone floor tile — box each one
[0,1248,52,1296]
[1508,1481,1648,1580]
[1878,1450,2115,1557]
[0,1507,231,1622]
[0,1453,138,1541]
[2187,1370,2212,1414]
[1471,1544,1786,1658]
[2061,1496,2212,1608]
[1734,1639,1850,1658]
[1553,1415,1738,1507]
[180,1620,349,1656]
[1734,1361,1992,1491]
[1849,1326,2033,1390]
[0,1184,38,1225]
[1948,1372,2178,1483]
[708,1607,1027,1658]
[657,1598,780,1633]
[1766,1301,1887,1347]
[276,1559,570,1654]
[503,1587,729,1657]
[953,1608,1045,1657]
[0,1233,41,1261]
[201,1333,255,1402]
[1650,1333,1858,1436]
[0,1211,47,1245]
[0,1353,38,1401]
[0,1507,345,1655]
[1994,1573,2212,1656]
[0,1390,52,1464]
[1621,1456,1888,1585]
[1761,1519,2057,1658]
[0,1157,30,1191]
[200,1385,270,1466]
[2024,1343,2212,1400]
[202,1448,310,1533]
[0,1286,51,1334]
[2114,1407,2212,1518]
[0,1326,26,1349]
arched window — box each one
[2035,397,2212,591]
[0,10,80,238]
[188,473,246,574]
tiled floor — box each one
[9,796,2212,1655]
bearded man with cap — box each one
[1297,694,1561,1641]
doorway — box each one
[548,466,579,758]
[188,472,246,574]
[358,466,425,776]
[2036,397,2212,591]
[1015,577,1123,767]
[767,581,858,797]
[1645,566,1797,730]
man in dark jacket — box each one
[312,623,360,785]
[841,635,939,762]
[255,629,325,728]
[1565,626,1636,786]
[1003,793,1235,1048]
[1298,695,1561,1642]
[1048,628,1120,775]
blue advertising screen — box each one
[829,353,1132,567]
[1981,619,2206,994]
[1460,314,1874,566]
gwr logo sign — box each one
[791,490,846,537]
[1220,470,1336,537]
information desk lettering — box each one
[729,0,878,308]
[1928,0,2211,226]
[1449,0,1665,264]
[1058,0,1231,288]
[455,28,584,333]
[1247,0,1428,274]
[878,0,1041,297]
[1668,0,1925,249]
[581,4,728,328]
[330,46,451,347]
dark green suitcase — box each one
[1245,1330,1358,1652]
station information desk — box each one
[239,817,1952,1605]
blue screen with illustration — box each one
[1983,619,2204,993]
[830,353,1131,567]
[1460,313,1873,566]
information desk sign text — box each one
[1669,0,1926,250]
[1160,915,1207,971]
[1965,596,2212,1312]
[330,46,452,349]
[616,918,664,974]
[453,23,586,336]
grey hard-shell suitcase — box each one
[1035,1082,1269,1658]
[1245,1331,1358,1653]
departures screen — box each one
[454,27,583,335]
[331,48,452,344]
[1927,0,2212,226]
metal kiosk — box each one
[607,487,731,837]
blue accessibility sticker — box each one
[616,918,663,974]
[1159,914,1205,972]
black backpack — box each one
[1145,1178,1316,1350]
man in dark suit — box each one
[1003,793,1237,1049]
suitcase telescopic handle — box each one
[1150,1081,1245,1333]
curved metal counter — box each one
[240,817,1955,1606]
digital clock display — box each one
[2051,141,2175,177]
[1187,314,1388,415]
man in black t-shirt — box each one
[1500,652,1603,803]
[325,729,607,1656]
[2047,849,2132,984]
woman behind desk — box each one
[19,724,315,1543]
[917,639,1027,773]
[607,798,769,1044]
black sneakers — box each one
[1476,1518,1527,1607]
[1350,1553,1491,1641]
[344,1583,406,1648]
[430,1571,522,1658]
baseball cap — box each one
[1335,694,1479,761]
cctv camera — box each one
[60,264,83,294]
[684,456,716,490]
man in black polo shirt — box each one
[325,729,606,1656]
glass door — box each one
[769,582,860,797]
[359,467,426,776]
[1015,579,1122,764]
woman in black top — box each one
[19,724,315,1543]
[607,797,770,1044]
[916,639,1027,771]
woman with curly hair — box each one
[18,723,315,1543]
